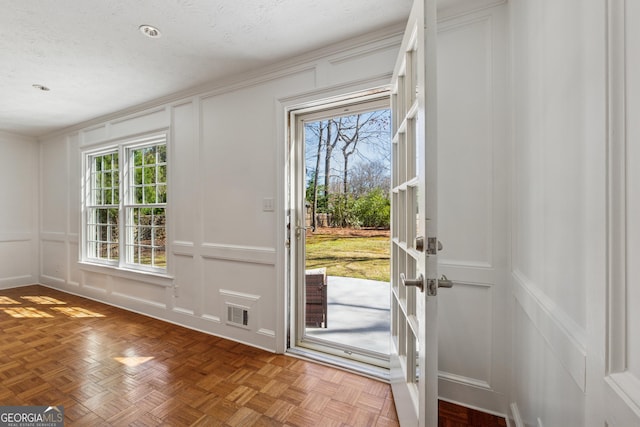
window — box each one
[86,151,120,262]
[83,134,167,273]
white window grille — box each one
[83,133,167,273]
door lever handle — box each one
[295,225,308,239]
[438,275,454,288]
[400,273,424,292]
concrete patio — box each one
[306,275,391,355]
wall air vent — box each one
[226,304,249,328]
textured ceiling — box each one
[0,0,499,138]
[0,0,413,137]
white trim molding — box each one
[512,270,587,392]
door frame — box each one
[601,0,640,424]
[282,86,394,377]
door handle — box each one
[425,237,444,254]
[401,273,453,294]
[295,225,308,239]
[438,274,454,288]
[424,275,455,295]
[400,273,424,292]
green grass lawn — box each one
[305,230,390,282]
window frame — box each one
[81,132,170,278]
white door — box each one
[389,0,439,426]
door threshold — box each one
[286,346,390,383]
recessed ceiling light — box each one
[32,84,50,91]
[139,25,161,38]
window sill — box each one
[78,261,174,287]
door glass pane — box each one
[408,186,417,251]
[408,328,418,384]
[398,249,407,303]
[397,75,406,124]
[407,118,416,180]
[399,189,407,244]
[392,93,399,134]
[392,141,399,188]
[392,191,399,240]
[405,50,415,109]
[391,297,399,346]
[399,310,407,357]
[406,255,416,316]
[399,131,407,184]
[415,338,420,383]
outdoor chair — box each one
[305,267,327,328]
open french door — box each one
[389,0,439,426]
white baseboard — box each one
[510,402,525,427]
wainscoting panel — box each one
[201,257,275,332]
[81,124,107,146]
[40,239,67,283]
[81,271,109,295]
[172,252,197,315]
[438,15,494,269]
[67,134,81,234]
[438,282,492,385]
[326,36,400,86]
[511,302,585,427]
[40,136,68,233]
[170,100,197,245]
[68,241,81,287]
[111,278,168,309]
[109,107,169,140]
[0,240,35,287]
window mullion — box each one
[119,146,127,269]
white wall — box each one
[37,29,402,353]
[508,0,607,426]
[0,131,38,288]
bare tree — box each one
[336,110,390,195]
[323,119,341,200]
[339,114,362,194]
[350,160,391,197]
[309,122,325,230]
[304,108,391,228]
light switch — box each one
[262,197,274,212]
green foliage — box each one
[328,193,359,228]
[131,144,167,204]
[353,188,390,228]
[320,189,390,229]
[305,179,328,212]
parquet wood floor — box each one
[0,285,398,426]
[0,285,507,426]
[438,401,507,427]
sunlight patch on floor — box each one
[51,307,105,318]
[114,356,155,367]
[2,307,54,318]
[21,296,67,305]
